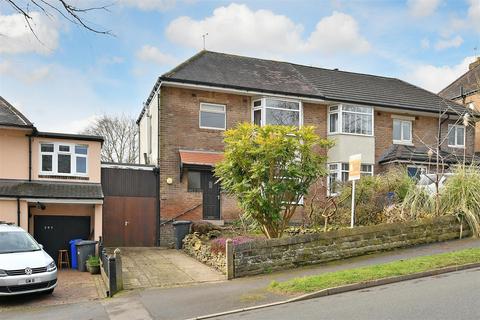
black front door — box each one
[34,215,91,263]
[202,171,221,220]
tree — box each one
[83,115,138,164]
[4,0,112,41]
[215,123,332,239]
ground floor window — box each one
[327,162,373,196]
[187,171,202,192]
[407,165,427,179]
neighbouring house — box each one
[0,96,104,260]
[439,57,480,152]
[137,51,474,227]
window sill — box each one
[393,141,414,146]
[199,126,226,131]
[448,145,466,149]
[38,174,89,181]
[327,132,374,137]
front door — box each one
[202,171,220,220]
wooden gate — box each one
[101,165,158,247]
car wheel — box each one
[44,288,54,295]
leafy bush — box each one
[210,236,255,255]
[328,167,416,226]
[86,255,100,267]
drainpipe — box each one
[27,128,38,181]
[154,167,161,246]
[17,198,20,227]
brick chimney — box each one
[469,57,480,70]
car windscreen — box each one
[0,231,41,254]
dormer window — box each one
[252,98,302,127]
[40,142,88,176]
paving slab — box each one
[117,247,225,290]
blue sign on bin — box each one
[69,239,83,269]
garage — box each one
[34,215,91,264]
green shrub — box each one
[86,255,100,267]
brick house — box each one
[137,51,474,224]
[0,96,104,260]
[439,57,480,152]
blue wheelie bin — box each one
[69,239,83,269]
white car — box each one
[0,222,57,296]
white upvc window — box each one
[199,103,226,130]
[448,124,465,148]
[393,119,412,144]
[327,162,373,196]
[328,104,373,136]
[252,97,302,127]
[39,142,88,176]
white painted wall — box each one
[327,134,375,164]
[138,91,159,165]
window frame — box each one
[251,97,303,127]
[327,104,374,136]
[187,170,202,192]
[392,119,413,145]
[199,102,227,130]
[447,124,466,148]
[327,162,374,196]
[39,142,89,177]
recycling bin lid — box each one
[77,240,98,246]
[173,220,192,226]
[69,239,82,245]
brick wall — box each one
[233,215,469,277]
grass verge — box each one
[269,247,480,294]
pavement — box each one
[119,248,225,289]
[211,267,480,319]
[1,238,480,320]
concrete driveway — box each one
[119,247,225,289]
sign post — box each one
[348,154,362,228]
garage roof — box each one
[0,180,104,200]
[179,150,224,167]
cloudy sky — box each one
[1,0,479,133]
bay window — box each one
[328,105,373,135]
[448,124,465,148]
[393,119,412,144]
[327,162,373,195]
[252,98,301,127]
[40,143,88,176]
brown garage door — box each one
[101,166,158,247]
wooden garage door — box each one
[34,215,90,263]
[102,196,156,247]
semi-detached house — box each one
[0,96,104,259]
[137,51,474,225]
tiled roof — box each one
[157,51,465,115]
[0,96,33,128]
[438,62,480,100]
[0,180,104,200]
[378,144,475,164]
[179,150,224,167]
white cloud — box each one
[421,38,430,49]
[434,35,463,50]
[0,60,51,83]
[405,56,476,93]
[467,0,480,32]
[165,4,369,57]
[136,45,178,65]
[118,0,177,11]
[306,11,370,54]
[0,12,59,54]
[407,0,440,18]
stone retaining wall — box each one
[233,216,469,277]
[183,233,226,274]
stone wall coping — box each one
[233,215,457,252]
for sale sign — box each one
[348,154,361,181]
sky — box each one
[1,0,480,133]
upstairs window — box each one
[252,98,301,127]
[199,103,226,130]
[40,143,88,176]
[448,124,465,148]
[393,119,412,144]
[328,105,373,135]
